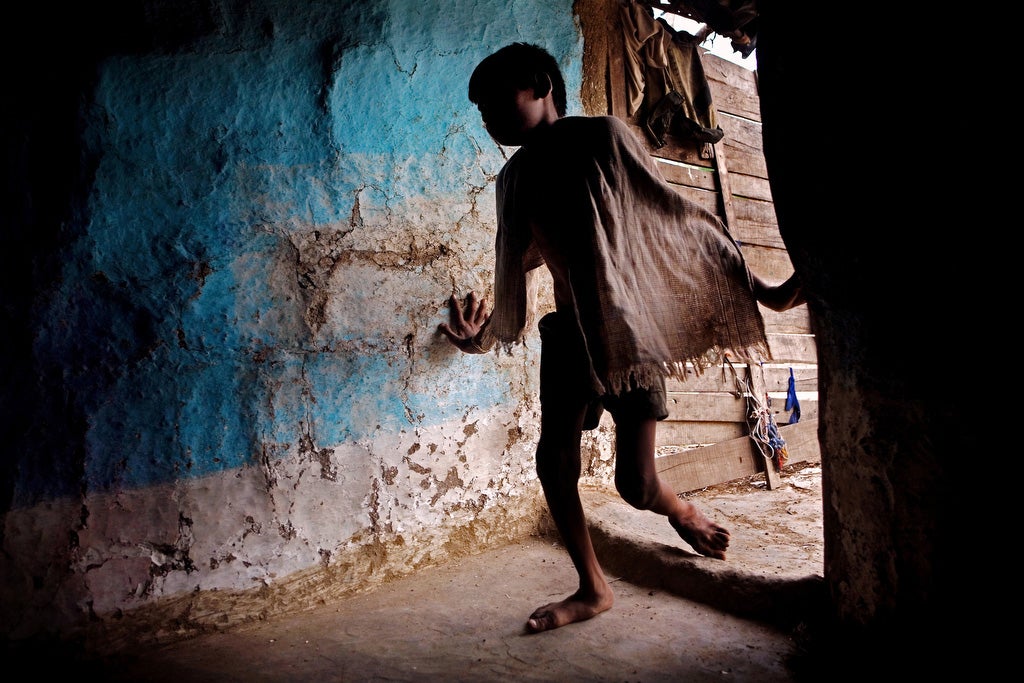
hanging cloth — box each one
[620,1,724,148]
[785,367,801,424]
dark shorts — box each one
[538,312,669,431]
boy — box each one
[439,43,803,634]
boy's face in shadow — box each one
[475,82,549,147]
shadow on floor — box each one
[6,464,838,682]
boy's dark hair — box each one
[468,42,567,117]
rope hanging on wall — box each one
[724,358,788,468]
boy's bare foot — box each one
[669,501,730,560]
[525,588,614,633]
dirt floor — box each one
[8,462,828,682]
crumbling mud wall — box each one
[0,0,614,648]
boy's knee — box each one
[615,474,657,510]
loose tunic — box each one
[477,115,769,395]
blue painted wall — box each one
[1,0,591,640]
[13,0,582,499]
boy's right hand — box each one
[439,291,490,353]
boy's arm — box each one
[438,291,493,354]
[751,272,806,312]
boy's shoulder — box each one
[555,115,642,148]
[548,116,647,164]
[500,116,642,184]
[553,115,628,136]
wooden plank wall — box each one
[604,22,820,490]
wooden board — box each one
[665,363,816,392]
[667,183,721,214]
[732,198,783,244]
[767,333,818,364]
[719,114,767,156]
[718,118,768,179]
[655,158,717,191]
[760,305,812,336]
[760,364,818,392]
[664,393,814,425]
[607,16,628,120]
[729,174,773,203]
[737,246,795,284]
[767,395,817,423]
[703,53,761,122]
[666,392,748,422]
[657,438,764,493]
[774,418,822,465]
[655,420,748,448]
[656,419,821,493]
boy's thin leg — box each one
[614,417,730,559]
[527,402,614,633]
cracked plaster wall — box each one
[1,0,617,645]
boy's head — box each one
[468,43,567,118]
